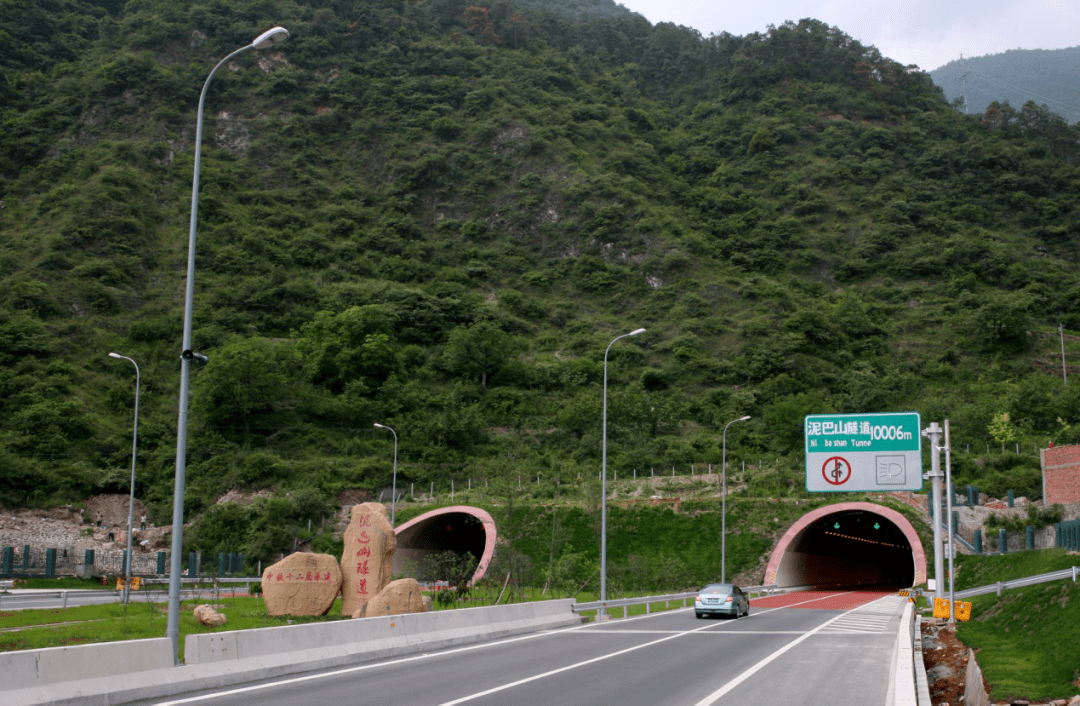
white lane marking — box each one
[570,634,807,639]
[150,605,703,705]
[692,599,900,706]
[153,592,857,706]
[437,592,851,706]
[818,596,903,634]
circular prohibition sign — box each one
[822,456,852,486]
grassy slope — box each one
[954,548,1080,701]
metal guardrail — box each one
[572,584,779,615]
[952,566,1079,599]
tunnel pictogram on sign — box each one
[822,456,851,485]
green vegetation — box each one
[3,0,1080,591]
[955,549,1080,702]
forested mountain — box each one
[930,46,1080,125]
[4,0,1080,569]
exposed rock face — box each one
[262,552,343,616]
[193,604,226,627]
[341,502,395,616]
[352,578,429,618]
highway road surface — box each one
[139,590,906,706]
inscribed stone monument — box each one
[261,552,343,616]
[341,502,395,616]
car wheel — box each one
[743,604,750,617]
[696,612,704,619]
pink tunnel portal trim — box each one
[764,501,926,588]
[393,505,497,583]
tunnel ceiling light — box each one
[824,530,904,549]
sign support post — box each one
[923,421,944,602]
[945,419,956,623]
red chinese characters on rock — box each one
[260,552,342,617]
[341,502,395,616]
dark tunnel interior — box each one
[392,512,488,580]
[776,510,915,589]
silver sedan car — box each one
[695,583,750,619]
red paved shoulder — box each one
[751,590,892,610]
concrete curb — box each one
[2,599,585,706]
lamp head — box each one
[739,415,751,422]
[252,26,289,50]
[374,423,385,429]
[628,328,646,336]
[108,352,123,360]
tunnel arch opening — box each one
[765,502,926,589]
[392,505,496,583]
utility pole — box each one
[1060,323,1068,385]
[960,54,969,114]
[922,421,944,602]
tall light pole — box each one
[168,25,289,664]
[721,415,750,584]
[374,423,398,527]
[600,327,645,617]
[109,353,140,606]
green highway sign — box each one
[804,412,923,492]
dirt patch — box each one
[921,619,978,706]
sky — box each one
[615,0,1078,72]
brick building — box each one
[1040,444,1080,504]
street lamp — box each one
[168,25,289,663]
[108,353,140,607]
[600,327,645,617]
[373,423,398,527]
[721,415,750,584]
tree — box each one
[464,7,500,45]
[443,321,514,392]
[503,12,529,49]
[194,337,298,435]
[296,305,401,394]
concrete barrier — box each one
[3,599,584,706]
[886,601,932,706]
[1,638,175,704]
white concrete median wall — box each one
[3,599,584,706]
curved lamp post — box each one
[721,415,751,584]
[108,353,140,606]
[373,423,398,527]
[168,25,289,663]
[600,327,645,618]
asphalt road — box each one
[142,590,906,706]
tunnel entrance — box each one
[765,501,926,589]
[392,506,496,583]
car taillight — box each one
[695,595,701,601]
[724,596,733,603]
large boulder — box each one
[340,502,396,616]
[262,552,343,616]
[352,578,430,618]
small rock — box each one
[926,665,954,683]
[193,604,226,627]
